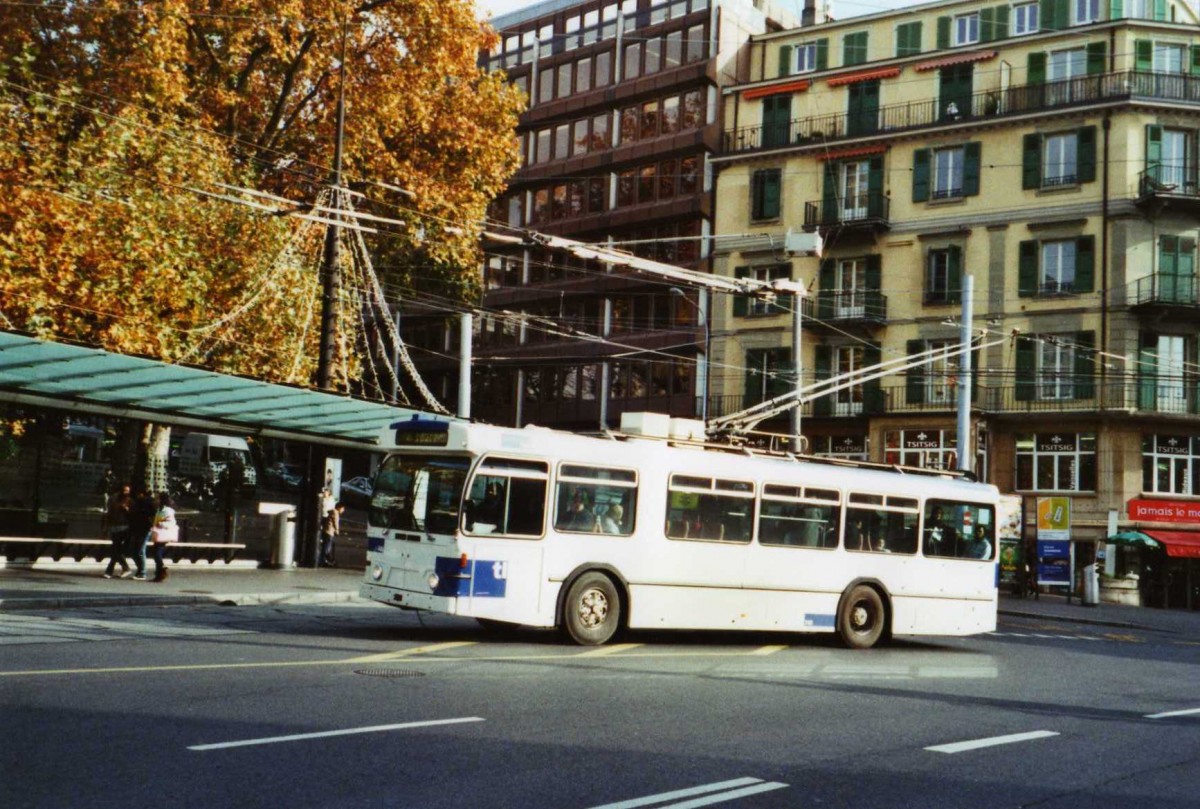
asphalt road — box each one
[2,604,1198,809]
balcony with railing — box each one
[803,289,888,328]
[1130,273,1199,313]
[803,190,889,234]
[724,70,1200,155]
[1137,167,1200,214]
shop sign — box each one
[830,435,867,454]
[1155,435,1191,456]
[1127,498,1200,524]
[1036,434,1076,453]
[903,430,948,450]
[1036,496,1070,540]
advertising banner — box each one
[1037,539,1071,586]
[1127,498,1200,524]
[1036,496,1071,540]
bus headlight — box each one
[426,572,440,590]
[371,564,384,582]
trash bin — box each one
[1081,562,1099,607]
[259,503,296,569]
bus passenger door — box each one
[458,459,549,624]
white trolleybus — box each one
[360,414,1001,649]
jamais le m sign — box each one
[1128,499,1200,524]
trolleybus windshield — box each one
[369,455,470,534]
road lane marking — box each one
[346,641,477,663]
[751,645,788,655]
[586,777,788,809]
[577,643,644,658]
[925,730,1059,754]
[188,717,485,751]
[1145,707,1200,719]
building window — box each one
[905,338,956,406]
[795,42,818,73]
[1024,128,1096,189]
[744,347,793,406]
[595,50,612,87]
[933,146,964,198]
[733,264,791,317]
[1142,434,1200,495]
[1013,2,1038,34]
[913,143,980,201]
[842,31,868,66]
[810,435,869,460]
[750,168,782,220]
[1016,332,1095,402]
[1044,132,1077,186]
[1018,236,1094,296]
[1037,337,1078,400]
[685,24,706,62]
[1153,42,1186,73]
[553,123,570,160]
[884,430,958,471]
[1074,0,1099,24]
[926,246,962,304]
[954,13,979,46]
[1016,433,1097,491]
[1139,333,1193,414]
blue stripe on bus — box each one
[432,556,508,599]
[367,536,384,553]
[804,613,835,628]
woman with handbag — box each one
[150,493,179,582]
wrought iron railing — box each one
[1139,167,1200,198]
[803,290,888,324]
[803,191,889,229]
[1131,274,1199,307]
[725,70,1200,154]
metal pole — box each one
[316,19,348,391]
[790,290,803,453]
[957,274,974,473]
[458,312,472,419]
[700,290,710,424]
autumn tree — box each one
[0,0,523,382]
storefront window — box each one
[1015,433,1096,492]
[809,435,868,461]
[1142,434,1200,495]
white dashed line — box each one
[925,730,1060,754]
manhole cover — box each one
[354,668,426,679]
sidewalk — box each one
[999,591,1200,638]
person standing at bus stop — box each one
[320,501,345,567]
[150,493,179,582]
[129,488,156,581]
[102,485,133,578]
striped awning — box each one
[816,144,888,162]
[913,50,998,72]
[744,79,810,100]
[826,66,901,87]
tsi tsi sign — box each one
[1127,499,1200,524]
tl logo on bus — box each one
[433,556,508,598]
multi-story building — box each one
[713,0,1200,607]
[405,0,800,432]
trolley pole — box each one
[790,289,803,453]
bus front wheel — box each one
[837,585,885,649]
[562,572,621,646]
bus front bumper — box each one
[359,582,457,613]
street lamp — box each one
[670,287,709,424]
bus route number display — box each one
[394,425,450,447]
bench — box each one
[0,537,247,564]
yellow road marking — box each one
[752,645,788,656]
[576,643,644,657]
[346,641,477,664]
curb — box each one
[998,607,1153,632]
[0,589,362,612]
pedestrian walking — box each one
[102,485,133,578]
[149,493,179,582]
[129,488,157,581]
[319,500,345,567]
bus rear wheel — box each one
[562,572,621,646]
[837,585,885,649]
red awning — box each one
[816,144,888,162]
[1145,530,1200,558]
[913,50,998,72]
[826,66,901,87]
[744,79,810,100]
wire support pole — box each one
[317,16,349,391]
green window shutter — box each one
[865,254,882,290]
[896,21,921,57]
[980,7,996,41]
[778,45,793,77]
[1022,133,1042,189]
[1135,40,1153,71]
[963,142,982,196]
[863,342,883,414]
[1159,235,1179,279]
[763,170,781,219]
[936,16,950,49]
[948,245,963,296]
[1074,331,1095,400]
[1018,240,1039,296]
[992,5,1009,39]
[1191,45,1200,76]
[843,32,868,66]
[1074,235,1095,293]
[817,259,835,319]
[1109,0,1124,19]
[1137,332,1158,410]
[821,161,838,224]
[1153,0,1166,20]
[867,155,884,216]
[906,339,926,405]
[813,345,833,416]
[1039,0,1056,30]
[912,148,931,202]
[1180,238,1196,276]
[1086,41,1106,75]
[762,94,792,148]
[1146,124,1163,182]
[815,38,828,70]
[733,266,750,317]
[1028,51,1046,84]
[1015,339,1036,401]
[1077,126,1097,183]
